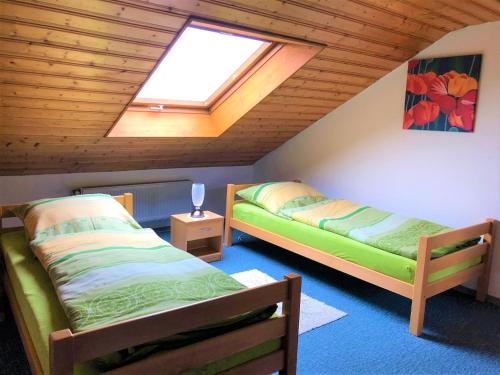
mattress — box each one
[233,202,480,284]
[1,230,278,375]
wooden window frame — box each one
[107,19,324,138]
[132,35,275,110]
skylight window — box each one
[110,20,323,138]
[135,26,271,107]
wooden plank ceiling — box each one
[1,0,499,175]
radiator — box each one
[75,180,192,228]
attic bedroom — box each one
[0,1,499,374]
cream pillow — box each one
[14,194,141,242]
[237,181,326,217]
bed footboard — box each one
[410,219,497,336]
[49,273,301,375]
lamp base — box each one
[190,208,205,219]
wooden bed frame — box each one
[0,193,301,375]
[224,183,497,336]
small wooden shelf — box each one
[171,211,224,262]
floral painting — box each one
[403,54,481,132]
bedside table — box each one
[170,211,224,262]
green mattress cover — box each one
[1,230,278,375]
[233,202,480,284]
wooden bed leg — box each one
[476,219,497,302]
[409,295,427,337]
[409,236,431,336]
[49,329,74,375]
[224,184,235,247]
[280,273,301,375]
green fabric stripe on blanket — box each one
[318,206,370,229]
[46,244,171,270]
[283,199,478,259]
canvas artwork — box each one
[403,54,482,132]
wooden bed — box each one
[224,183,497,337]
[0,193,301,375]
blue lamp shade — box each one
[190,183,205,218]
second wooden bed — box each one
[224,183,497,337]
[0,193,301,375]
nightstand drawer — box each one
[186,220,223,241]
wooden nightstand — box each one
[170,211,224,262]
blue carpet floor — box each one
[157,229,500,375]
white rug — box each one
[231,269,346,335]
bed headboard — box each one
[0,193,134,232]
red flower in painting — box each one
[427,75,456,114]
[408,60,419,70]
[406,72,437,95]
[428,71,478,114]
[404,100,440,128]
[403,111,414,129]
[448,90,477,131]
[448,73,478,97]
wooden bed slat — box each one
[71,280,289,362]
[105,317,287,375]
[426,264,485,298]
[220,350,285,375]
[427,222,491,249]
[429,243,488,273]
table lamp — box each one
[190,183,205,218]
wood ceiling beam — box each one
[0,40,156,71]
[403,0,489,24]
[1,118,113,129]
[285,0,448,38]
[15,0,188,30]
[360,0,467,29]
[0,56,148,83]
[0,97,125,113]
[1,84,132,105]
[0,71,140,95]
[0,20,166,59]
[2,2,177,45]
[0,107,119,121]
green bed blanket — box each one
[282,199,477,259]
[31,228,250,332]
[233,202,480,284]
[1,230,277,374]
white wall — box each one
[0,165,253,226]
[255,22,500,297]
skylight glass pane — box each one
[136,26,266,103]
